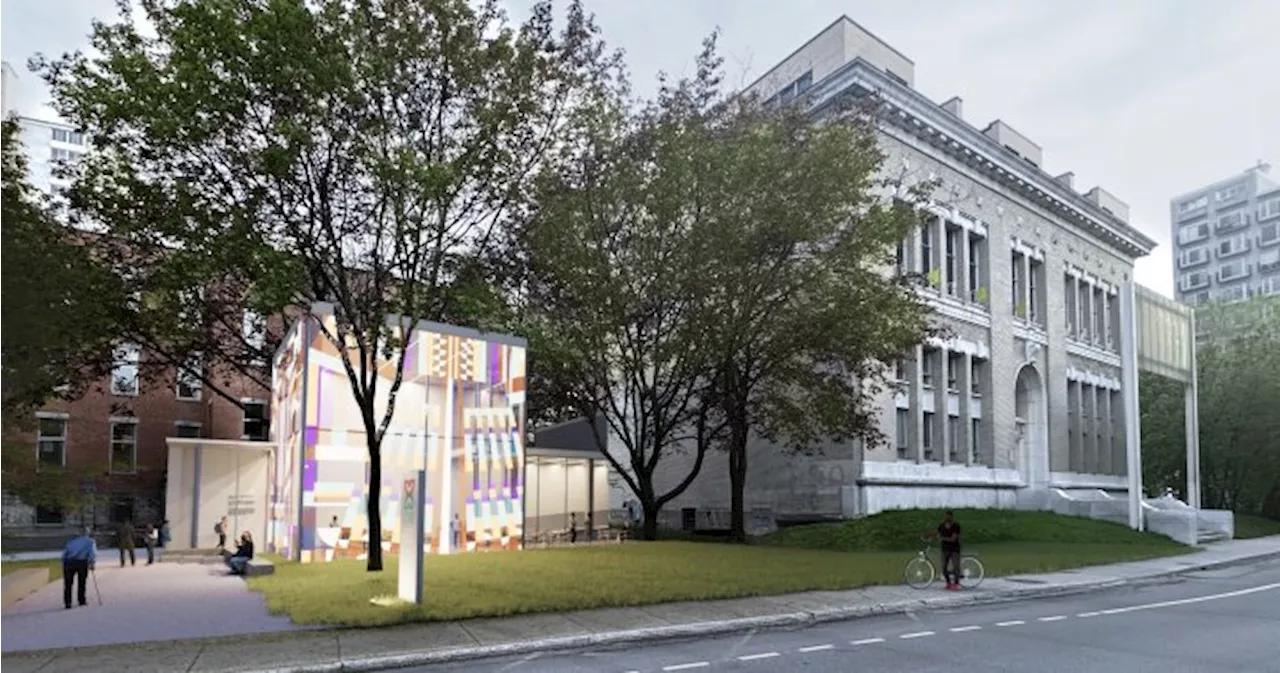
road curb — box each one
[33,547,1280,673]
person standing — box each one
[143,522,158,565]
[569,512,578,544]
[928,510,963,591]
[62,527,97,609]
[450,513,462,552]
[116,520,136,567]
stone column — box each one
[909,345,924,463]
[958,351,973,465]
[1072,379,1085,473]
[957,228,970,301]
[1067,273,1078,337]
[1102,292,1113,350]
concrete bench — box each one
[243,558,275,577]
[1,568,51,607]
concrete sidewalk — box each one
[4,536,1278,673]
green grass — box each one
[248,510,1190,627]
[1234,514,1280,539]
[1,559,63,582]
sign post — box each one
[398,469,427,604]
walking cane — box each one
[90,567,103,606]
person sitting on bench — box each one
[226,531,255,575]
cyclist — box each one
[926,510,963,591]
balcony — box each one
[1178,247,1210,269]
[1214,211,1250,234]
[1217,264,1252,284]
[1179,273,1210,293]
[1177,222,1209,245]
[1259,222,1280,248]
[1216,237,1252,260]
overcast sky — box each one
[4,0,1278,297]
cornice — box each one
[806,60,1158,260]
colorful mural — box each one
[269,307,527,563]
[268,318,307,559]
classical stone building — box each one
[621,16,1158,526]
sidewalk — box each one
[5,536,1278,673]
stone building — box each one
[621,16,1158,527]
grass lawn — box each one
[1233,514,1280,539]
[1,559,63,582]
[248,509,1190,627]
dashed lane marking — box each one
[798,644,834,653]
[851,637,886,645]
[737,652,780,662]
[996,620,1026,627]
[662,663,709,671]
[1038,615,1068,622]
[1077,611,1101,618]
[899,631,936,639]
[949,625,982,632]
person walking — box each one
[450,513,462,552]
[569,512,578,544]
[61,527,97,609]
[143,522,158,565]
[116,520,136,567]
[214,515,229,551]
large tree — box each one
[1,119,123,521]
[38,0,613,570]
[521,37,934,540]
[692,73,936,543]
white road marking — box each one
[851,637,886,645]
[497,653,540,671]
[1077,611,1101,618]
[1038,615,1068,622]
[950,625,982,632]
[798,644,835,652]
[738,652,781,662]
[900,631,936,639]
[1097,582,1280,616]
[663,663,710,671]
[996,620,1026,627]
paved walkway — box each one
[1,561,303,653]
[3,536,1278,673]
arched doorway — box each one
[1014,364,1049,490]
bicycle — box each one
[903,536,984,590]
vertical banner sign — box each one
[398,469,427,603]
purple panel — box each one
[303,460,318,492]
[489,343,502,385]
[404,336,418,375]
[304,426,319,446]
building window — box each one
[1064,274,1077,337]
[945,227,960,295]
[1028,259,1041,323]
[1011,251,1024,316]
[174,422,203,439]
[893,357,907,384]
[110,420,138,474]
[970,359,982,395]
[1262,222,1280,247]
[1068,381,1080,469]
[894,239,906,276]
[946,352,961,392]
[921,349,936,387]
[52,128,85,145]
[970,417,981,464]
[895,408,909,460]
[110,342,140,396]
[242,400,269,441]
[243,310,267,365]
[920,220,935,277]
[35,506,65,525]
[921,412,935,461]
[967,235,982,303]
[947,416,960,462]
[37,416,68,467]
[176,353,203,401]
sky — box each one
[4,0,1278,297]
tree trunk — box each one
[728,418,748,543]
[366,436,384,572]
[642,503,659,540]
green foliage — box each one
[1140,296,1280,516]
[1232,514,1280,540]
[0,440,107,521]
[40,0,615,570]
[761,508,1185,552]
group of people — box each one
[215,515,255,574]
[113,519,172,567]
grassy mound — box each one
[761,508,1184,552]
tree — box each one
[519,39,729,540]
[0,120,122,422]
[690,71,936,543]
[39,0,613,570]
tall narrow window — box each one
[896,409,909,460]
[243,311,267,365]
[921,349,936,387]
[947,416,960,462]
[37,417,68,467]
[176,353,203,401]
[967,236,981,302]
[894,239,906,276]
[921,412,935,461]
[1011,251,1023,316]
[242,400,269,441]
[970,417,981,465]
[945,227,959,295]
[1065,274,1077,337]
[947,352,961,391]
[970,358,982,395]
[111,342,140,396]
[110,420,138,474]
[1028,259,1041,324]
[921,221,935,276]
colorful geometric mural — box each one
[269,306,527,563]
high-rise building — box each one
[2,60,19,117]
[1171,163,1280,305]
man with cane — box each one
[61,526,98,609]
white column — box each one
[957,229,970,301]
[936,346,950,464]
[1099,387,1113,475]
[959,352,974,465]
[910,345,924,463]
[1120,282,1144,531]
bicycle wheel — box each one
[957,555,985,588]
[903,556,935,589]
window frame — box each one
[36,413,69,468]
[176,352,203,401]
[241,398,269,441]
[174,421,203,439]
[109,417,139,475]
[110,342,141,397]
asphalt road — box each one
[401,558,1280,673]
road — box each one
[400,558,1280,673]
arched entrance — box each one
[1014,364,1049,491]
